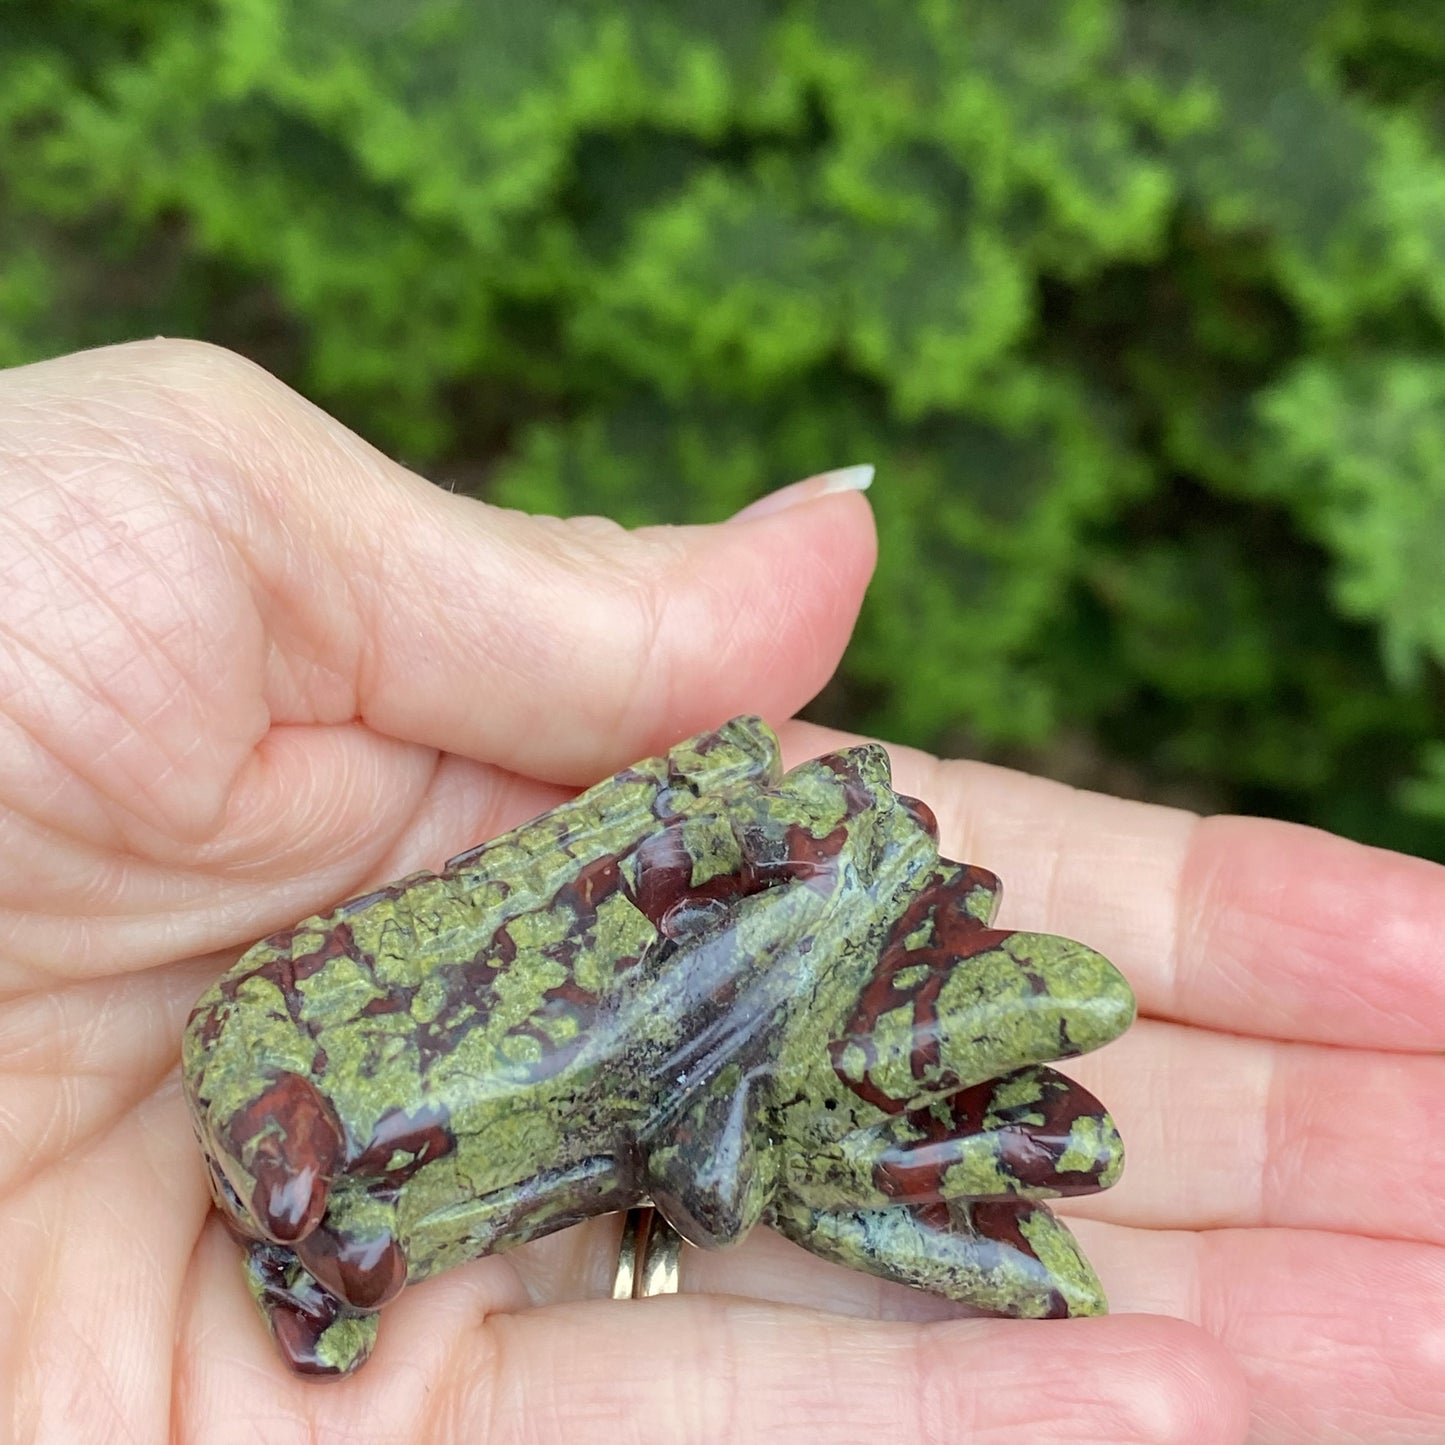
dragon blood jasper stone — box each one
[183,716,1135,1377]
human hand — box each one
[0,342,1434,1443]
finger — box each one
[595,1203,1441,1445]
[475,1204,1442,1445]
[469,1303,1243,1445]
[0,955,213,1188]
[179,1228,1246,1445]
[779,722,1445,1050]
[1071,1218,1445,1445]
[1,1076,211,1441]
[341,481,875,784]
[1057,1019,1445,1246]
[4,341,877,791]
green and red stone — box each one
[182,717,1135,1377]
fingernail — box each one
[728,464,875,522]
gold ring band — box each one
[612,1206,682,1299]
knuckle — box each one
[69,340,317,523]
[117,336,275,395]
[0,340,307,501]
[115,338,293,442]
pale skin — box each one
[0,343,1440,1445]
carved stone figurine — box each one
[183,717,1135,1377]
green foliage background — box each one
[4,0,1445,857]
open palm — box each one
[1,343,1438,1445]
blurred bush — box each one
[3,0,1445,855]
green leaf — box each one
[1258,355,1445,681]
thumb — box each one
[332,465,878,784]
[110,340,878,784]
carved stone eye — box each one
[218,1072,345,1245]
